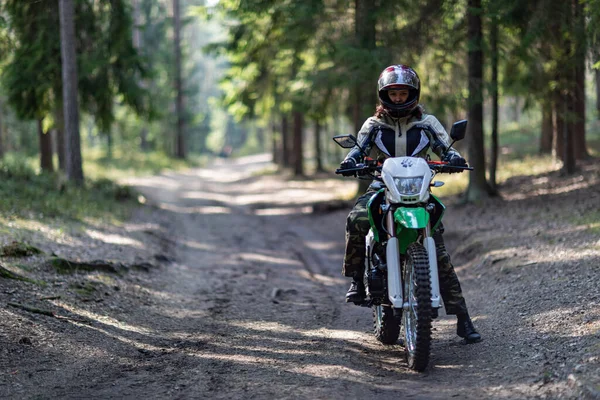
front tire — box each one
[373,305,400,344]
[402,243,432,372]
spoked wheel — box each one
[373,304,400,344]
[402,243,432,372]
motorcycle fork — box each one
[385,200,442,311]
[385,199,404,309]
[423,224,441,309]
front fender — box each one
[394,207,428,254]
[394,207,429,229]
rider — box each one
[339,64,481,343]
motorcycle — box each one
[333,120,471,371]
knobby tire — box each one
[403,242,432,372]
[373,305,400,345]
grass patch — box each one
[84,147,204,182]
[494,154,559,183]
[0,264,46,286]
[491,123,540,159]
[69,281,98,297]
[571,210,600,235]
[0,157,140,224]
[430,153,563,199]
[250,164,279,177]
[0,241,44,257]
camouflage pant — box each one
[343,191,468,315]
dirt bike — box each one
[333,120,471,372]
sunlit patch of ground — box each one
[85,229,144,247]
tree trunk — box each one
[38,120,54,172]
[489,13,499,192]
[353,0,377,133]
[562,101,576,174]
[466,0,493,201]
[573,0,588,159]
[596,67,600,119]
[271,119,281,166]
[281,115,290,168]
[173,0,186,159]
[54,100,66,171]
[314,120,324,173]
[552,89,564,160]
[107,131,113,159]
[132,0,142,49]
[555,0,577,174]
[540,104,553,154]
[573,58,587,159]
[0,97,4,159]
[59,0,84,185]
[256,127,265,149]
[292,111,304,176]
[352,0,378,196]
[140,127,149,151]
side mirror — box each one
[332,134,359,149]
[449,120,467,141]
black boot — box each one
[345,277,365,303]
[456,313,481,344]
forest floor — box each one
[0,153,599,399]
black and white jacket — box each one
[344,112,461,164]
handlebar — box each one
[427,160,474,171]
[335,161,473,176]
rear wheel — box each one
[373,305,400,344]
[402,243,432,372]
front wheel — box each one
[373,305,400,344]
[402,242,432,372]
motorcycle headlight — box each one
[393,177,424,196]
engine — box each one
[365,247,387,300]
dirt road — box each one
[1,154,598,399]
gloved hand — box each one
[339,158,357,176]
[442,153,468,172]
[443,153,468,167]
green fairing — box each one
[394,207,429,254]
[367,189,385,242]
[395,207,430,229]
[368,192,445,253]
[430,194,446,232]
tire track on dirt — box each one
[277,228,341,323]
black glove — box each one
[442,153,467,173]
[339,158,357,176]
[443,153,468,167]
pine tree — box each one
[59,0,83,184]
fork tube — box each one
[423,223,441,309]
[386,198,395,238]
[385,197,403,308]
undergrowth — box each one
[83,147,204,181]
[0,157,139,225]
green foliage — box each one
[211,0,337,122]
[2,0,59,120]
[571,209,600,235]
[0,264,39,284]
[0,241,43,257]
[0,155,138,222]
[586,0,600,69]
[211,0,481,126]
[115,0,225,156]
[1,0,154,135]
